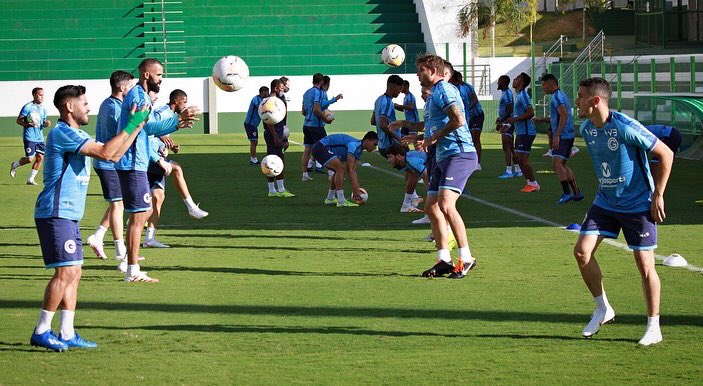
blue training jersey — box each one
[19,102,47,142]
[646,124,673,139]
[320,133,363,161]
[426,80,475,162]
[403,92,419,123]
[34,120,93,221]
[580,111,658,213]
[373,93,397,150]
[402,150,427,175]
[94,96,122,171]
[463,83,483,117]
[498,89,514,121]
[303,86,323,127]
[320,89,338,111]
[513,89,536,136]
[245,95,263,128]
[550,89,574,139]
[114,85,179,172]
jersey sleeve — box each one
[19,104,31,118]
[619,119,658,152]
[145,109,179,137]
[56,127,92,154]
[435,85,459,112]
[347,141,361,159]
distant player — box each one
[394,80,419,137]
[574,77,673,346]
[449,71,484,170]
[372,75,404,157]
[264,78,294,197]
[385,143,427,212]
[321,75,342,110]
[504,72,540,193]
[244,86,269,165]
[30,85,147,351]
[279,76,291,102]
[311,132,378,207]
[301,73,332,181]
[646,124,681,181]
[496,75,520,179]
[11,87,50,185]
[539,74,583,204]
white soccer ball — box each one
[323,110,335,121]
[381,44,405,67]
[258,96,287,125]
[353,188,369,205]
[261,154,284,177]
[282,125,290,139]
[26,111,42,127]
[212,56,249,92]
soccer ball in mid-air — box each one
[381,44,405,67]
[353,188,368,205]
[261,154,284,177]
[212,56,249,92]
[323,110,335,122]
[26,111,42,127]
[258,97,287,125]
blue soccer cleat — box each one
[498,171,514,179]
[557,194,574,204]
[572,192,585,202]
[58,332,97,349]
[30,330,69,352]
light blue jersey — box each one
[463,83,483,117]
[19,102,47,142]
[373,93,397,150]
[147,135,164,165]
[114,85,179,172]
[403,92,419,123]
[513,89,536,136]
[320,89,338,111]
[580,111,658,213]
[34,121,93,221]
[426,81,475,162]
[550,89,574,139]
[303,86,323,127]
[94,96,122,170]
[402,150,427,175]
[646,124,673,139]
[498,89,514,121]
[320,133,363,161]
[245,95,263,128]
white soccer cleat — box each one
[475,164,482,171]
[9,163,17,178]
[124,271,160,283]
[411,196,424,207]
[142,238,170,248]
[638,325,663,346]
[400,205,423,213]
[411,215,431,225]
[26,179,37,185]
[86,234,108,259]
[571,146,580,156]
[582,306,616,337]
[542,149,553,157]
[301,174,314,182]
[188,205,208,220]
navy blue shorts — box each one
[35,217,83,269]
[580,205,657,250]
[94,168,123,202]
[303,125,327,146]
[652,128,682,162]
[499,123,515,137]
[147,162,167,191]
[311,141,339,168]
[24,140,45,157]
[428,152,477,195]
[515,134,536,154]
[244,123,258,142]
[469,112,485,132]
[552,137,575,160]
[264,130,285,158]
[116,170,152,213]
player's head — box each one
[443,60,454,81]
[109,70,135,96]
[420,85,432,102]
[169,89,188,114]
[576,77,612,119]
[540,73,559,94]
[270,78,284,95]
[312,73,324,87]
[497,75,511,91]
[385,143,407,168]
[361,131,379,152]
[415,54,445,87]
[513,72,530,91]
[31,87,44,104]
[53,85,89,126]
[386,75,404,98]
[322,75,331,91]
[279,76,290,92]
[138,58,163,94]
[401,80,410,94]
[449,70,463,86]
[259,86,270,98]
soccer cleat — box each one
[324,198,338,205]
[638,325,663,346]
[188,205,209,219]
[400,205,423,213]
[582,306,616,337]
[142,238,170,248]
[572,192,585,202]
[412,215,431,225]
[124,271,160,283]
[58,332,97,349]
[498,171,514,179]
[520,183,540,193]
[301,174,314,182]
[249,159,259,165]
[411,196,424,207]
[557,194,574,204]
[475,164,482,171]
[277,190,296,198]
[423,232,434,242]
[30,330,68,352]
[267,192,278,198]
[514,170,523,177]
[26,179,38,185]
[87,234,108,259]
[571,146,580,156]
[336,200,359,207]
[447,258,477,279]
[421,260,455,277]
[10,163,17,178]
[542,149,553,157]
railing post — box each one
[445,43,449,61]
[634,60,639,93]
[670,57,676,93]
[601,61,606,78]
[586,62,592,79]
[650,58,656,93]
[617,60,622,112]
[572,63,579,103]
[691,56,697,93]
[463,42,467,82]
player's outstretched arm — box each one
[650,140,674,223]
[82,106,148,161]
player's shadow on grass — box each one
[0,253,38,260]
[0,342,42,353]
[158,243,429,255]
[163,233,403,242]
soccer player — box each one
[321,75,343,110]
[115,58,199,283]
[385,143,427,212]
[394,80,420,137]
[301,73,332,181]
[264,78,294,197]
[449,71,484,170]
[30,85,148,351]
[415,54,478,279]
[574,77,673,346]
[85,71,134,262]
[646,124,681,181]
[279,76,291,103]
[496,75,520,179]
[372,75,404,157]
[538,74,583,204]
[504,72,540,193]
[11,87,50,185]
[244,86,269,165]
[311,131,378,207]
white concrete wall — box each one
[414,0,469,61]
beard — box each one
[77,114,89,126]
[147,78,161,94]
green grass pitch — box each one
[0,125,702,384]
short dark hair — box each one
[271,78,283,90]
[322,75,331,86]
[259,86,269,94]
[279,76,289,84]
[579,77,612,99]
[386,143,406,157]
[31,87,43,96]
[53,85,86,110]
[169,89,187,105]
[387,75,404,86]
[498,75,511,83]
[443,60,454,73]
[138,58,163,74]
[312,73,324,85]
[362,131,379,142]
[416,54,445,74]
[402,80,410,87]
[450,70,463,84]
[518,72,531,88]
[109,70,134,91]
[540,73,558,84]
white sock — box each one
[403,193,413,206]
[94,225,108,242]
[35,309,55,335]
[303,172,310,178]
[114,239,126,258]
[506,166,512,173]
[276,179,286,192]
[336,190,346,203]
[513,165,521,173]
[458,246,473,262]
[412,190,419,199]
[326,189,336,200]
[59,310,75,340]
[437,248,451,263]
[11,160,20,169]
[126,264,140,277]
[145,227,155,242]
[529,180,539,186]
[29,169,38,180]
[183,196,197,211]
[594,293,610,311]
[647,315,660,329]
[315,161,322,168]
[267,182,276,193]
[307,159,314,169]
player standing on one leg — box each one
[264,78,294,197]
[574,77,673,346]
[505,72,540,193]
[30,85,148,351]
[416,54,478,279]
[11,87,50,185]
[244,86,269,165]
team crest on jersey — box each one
[607,137,619,151]
[601,162,611,178]
[64,240,76,254]
[143,192,152,204]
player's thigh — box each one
[574,233,604,262]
